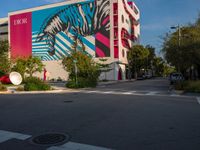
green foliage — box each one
[175,80,200,93]
[163,64,176,77]
[184,81,200,93]
[11,56,44,81]
[162,13,200,76]
[0,40,9,55]
[62,51,100,88]
[0,40,11,74]
[0,83,7,91]
[153,57,165,76]
[66,77,97,88]
[24,77,51,91]
[12,58,27,79]
[0,70,5,77]
[25,56,44,77]
[128,45,150,78]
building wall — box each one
[8,0,140,81]
[0,17,8,41]
[9,0,111,60]
[112,0,140,80]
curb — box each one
[0,79,136,95]
[0,89,80,95]
[97,79,136,86]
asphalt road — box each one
[0,78,200,150]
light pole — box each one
[170,24,181,72]
[73,59,78,86]
[171,24,181,47]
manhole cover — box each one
[30,133,70,146]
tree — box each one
[128,45,149,78]
[145,45,156,74]
[62,51,100,87]
[25,56,44,77]
[162,14,200,79]
[0,40,11,75]
[12,58,27,80]
[153,57,165,76]
[0,40,9,55]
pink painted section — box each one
[102,16,109,26]
[118,68,122,80]
[96,33,110,48]
[114,47,119,58]
[10,12,32,59]
[96,47,105,57]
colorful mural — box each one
[10,0,110,61]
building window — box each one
[126,19,129,24]
[0,32,8,35]
[122,15,124,23]
[0,23,8,27]
[122,49,125,57]
[134,6,139,15]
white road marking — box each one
[84,90,100,93]
[103,91,115,94]
[47,141,113,150]
[146,92,158,95]
[197,97,200,104]
[0,130,31,143]
[78,90,195,99]
[122,91,136,95]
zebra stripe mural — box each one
[10,0,110,61]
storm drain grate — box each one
[30,133,70,146]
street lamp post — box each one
[171,25,181,46]
[73,59,78,86]
[171,24,181,72]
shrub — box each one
[0,83,7,91]
[62,51,100,88]
[183,81,200,93]
[24,77,51,91]
[174,80,200,93]
[0,70,5,77]
[66,77,97,88]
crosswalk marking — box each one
[47,141,113,150]
[78,90,191,98]
[146,92,158,96]
[0,130,113,150]
[122,92,135,95]
[103,91,115,94]
[0,130,31,143]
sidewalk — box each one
[0,80,134,95]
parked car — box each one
[169,73,184,84]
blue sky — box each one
[0,0,200,55]
[134,0,200,55]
